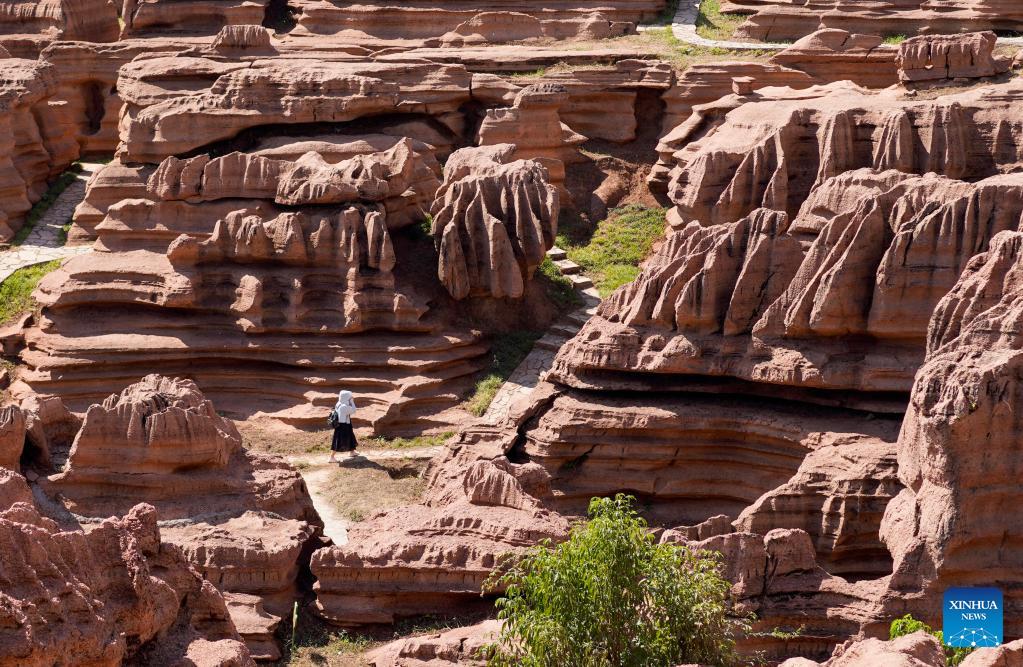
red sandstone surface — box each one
[1,3,1023,665]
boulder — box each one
[897,31,1010,83]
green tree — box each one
[889,614,974,666]
[483,494,746,667]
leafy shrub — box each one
[483,494,746,667]
[889,614,974,666]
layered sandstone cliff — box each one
[724,0,1023,43]
[0,436,254,665]
[22,375,323,660]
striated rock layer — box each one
[21,45,651,429]
[0,468,254,666]
[27,375,322,660]
[877,229,1023,639]
[0,0,119,58]
[321,74,1023,664]
[724,0,1023,43]
[287,1,664,42]
[431,145,559,300]
[0,58,79,242]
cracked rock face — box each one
[724,0,1023,43]
[29,375,321,661]
[431,145,559,300]
[0,469,253,666]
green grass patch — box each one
[883,34,909,45]
[464,330,543,417]
[557,205,667,297]
[0,260,61,326]
[11,165,82,246]
[362,431,454,450]
[536,256,583,310]
[56,221,72,246]
[696,0,747,41]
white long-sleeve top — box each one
[333,397,356,424]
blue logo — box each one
[943,587,1003,648]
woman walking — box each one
[329,389,359,462]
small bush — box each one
[0,260,61,325]
[464,331,542,417]
[889,614,973,666]
[883,34,909,45]
[483,494,747,667]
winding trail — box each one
[0,163,102,284]
[288,447,443,546]
[666,0,788,50]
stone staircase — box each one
[535,246,600,353]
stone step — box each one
[566,310,591,326]
[546,246,567,261]
[536,334,567,352]
[568,274,593,289]
[550,323,579,338]
[553,258,581,275]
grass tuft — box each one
[695,0,747,42]
[0,260,61,326]
[322,462,426,523]
[557,205,667,297]
[362,431,454,450]
[883,34,909,45]
[536,257,583,311]
[464,330,543,417]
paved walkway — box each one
[0,163,101,284]
[663,0,788,51]
[482,251,602,425]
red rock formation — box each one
[365,620,499,666]
[897,31,1011,83]
[0,58,79,242]
[437,11,633,47]
[724,0,1023,43]
[120,0,270,37]
[311,395,570,626]
[431,145,558,299]
[288,1,664,43]
[29,375,321,660]
[0,406,24,470]
[0,0,119,58]
[878,230,1023,637]
[0,468,253,666]
[652,31,901,193]
[22,200,488,428]
[771,29,899,88]
[116,56,473,164]
[477,82,585,194]
[783,634,1023,666]
[510,59,673,144]
[779,631,947,667]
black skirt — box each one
[331,422,358,452]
